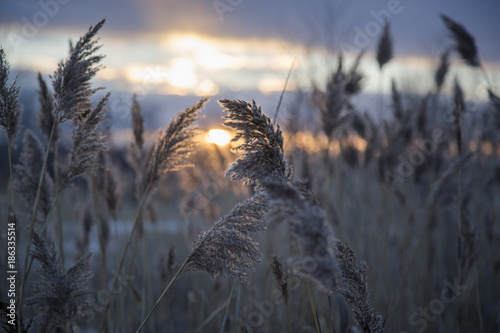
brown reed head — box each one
[27,233,93,331]
[0,47,21,143]
[441,14,480,67]
[184,195,268,284]
[376,21,393,69]
[220,98,287,187]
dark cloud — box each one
[1,0,499,60]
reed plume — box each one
[159,246,178,284]
[131,94,144,149]
[376,21,393,70]
[126,94,148,201]
[441,14,480,67]
[103,165,121,219]
[27,233,93,332]
[488,89,500,129]
[345,52,365,95]
[335,240,383,333]
[311,57,356,138]
[270,255,289,306]
[0,47,21,143]
[137,195,267,332]
[220,98,287,186]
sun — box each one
[206,129,231,146]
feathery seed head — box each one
[453,78,465,155]
[376,21,393,69]
[435,48,451,92]
[131,94,144,149]
[184,195,268,284]
[311,55,362,138]
[63,92,110,184]
[220,98,287,186]
[37,72,59,143]
[145,97,207,191]
[345,52,365,95]
[335,240,384,333]
[52,19,106,123]
[441,14,480,67]
[270,255,289,306]
[27,233,93,331]
[0,47,21,142]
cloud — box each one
[1,0,499,60]
[1,0,499,100]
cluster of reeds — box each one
[1,13,499,333]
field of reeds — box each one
[1,14,500,333]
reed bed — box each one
[1,14,499,333]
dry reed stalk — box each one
[435,48,451,93]
[131,94,144,149]
[390,79,403,121]
[0,47,21,143]
[27,233,93,332]
[335,241,383,333]
[220,98,287,186]
[441,13,494,105]
[271,255,291,332]
[488,89,500,130]
[311,56,356,139]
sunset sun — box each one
[205,129,231,146]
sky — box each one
[0,0,499,126]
